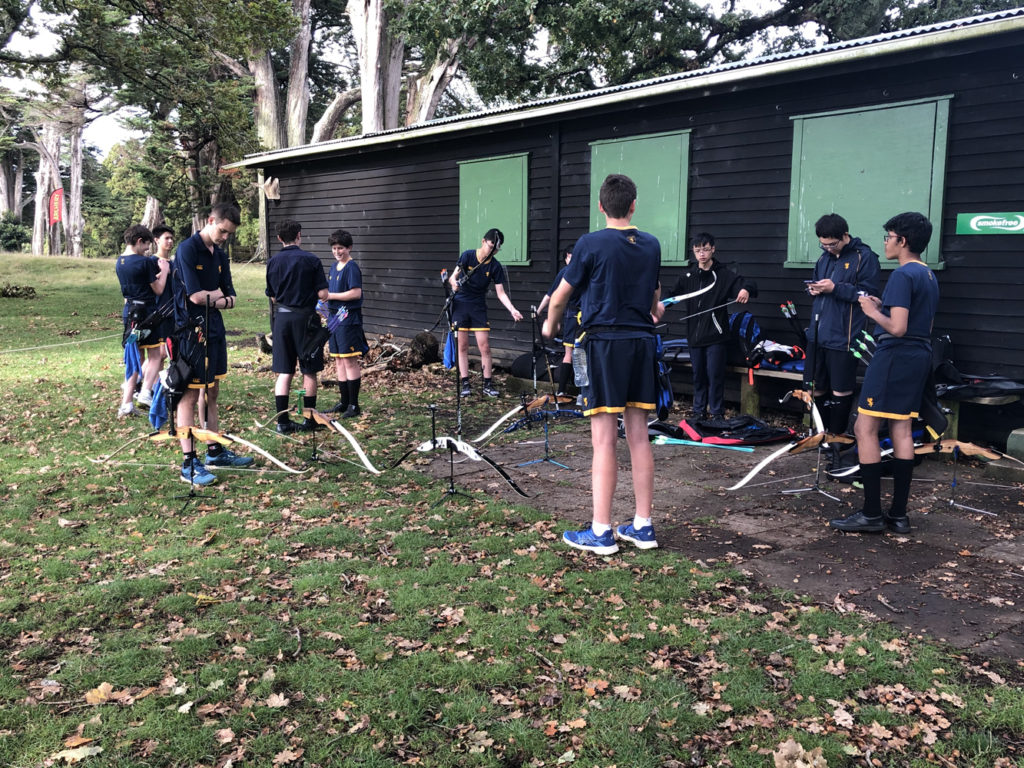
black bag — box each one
[299,313,330,362]
[510,347,562,380]
[727,311,764,368]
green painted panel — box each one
[459,153,529,265]
[590,131,690,264]
[787,98,950,268]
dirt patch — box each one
[414,393,1024,663]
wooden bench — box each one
[939,394,1021,441]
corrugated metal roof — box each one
[229,7,1024,168]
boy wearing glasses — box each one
[830,212,939,534]
[804,213,880,436]
[449,228,523,397]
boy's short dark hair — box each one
[123,224,153,246]
[483,228,504,248]
[690,232,715,248]
[151,225,173,240]
[276,220,302,243]
[598,174,636,219]
[884,211,932,255]
[328,229,353,248]
[210,202,241,226]
[815,213,849,240]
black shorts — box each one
[858,342,930,420]
[805,344,858,393]
[273,311,325,374]
[329,324,369,358]
[580,335,657,416]
[452,298,489,332]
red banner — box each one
[48,188,64,226]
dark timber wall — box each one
[261,29,1024,387]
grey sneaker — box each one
[482,382,500,397]
[205,447,255,468]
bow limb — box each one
[253,408,297,431]
[89,429,166,465]
[725,440,800,491]
[914,439,1004,462]
[302,407,382,474]
[473,402,527,443]
[221,432,308,475]
[661,271,717,307]
[789,432,854,455]
[827,447,896,479]
[415,437,530,497]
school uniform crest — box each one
[844,262,850,269]
[627,235,637,244]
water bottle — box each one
[572,341,589,387]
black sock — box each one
[830,394,853,435]
[337,381,349,409]
[860,462,883,518]
[207,443,222,457]
[348,378,361,408]
[275,394,290,423]
[182,451,197,469]
[303,394,316,411]
[814,395,832,431]
[557,362,573,394]
[888,458,915,519]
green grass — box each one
[0,253,1022,767]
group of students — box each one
[537,179,938,552]
[115,185,939,544]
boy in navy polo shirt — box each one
[449,228,523,397]
[543,174,663,554]
[171,203,254,485]
[830,212,939,534]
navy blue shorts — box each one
[858,342,930,420]
[580,335,657,416]
[560,312,580,348]
[183,336,228,388]
[273,311,325,374]
[329,324,368,358]
[452,298,489,332]
[804,344,858,393]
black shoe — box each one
[460,381,471,397]
[276,420,297,434]
[327,401,348,414]
[885,515,911,534]
[342,405,361,419]
[296,418,322,432]
[829,509,886,533]
[482,382,500,397]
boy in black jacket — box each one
[663,233,753,420]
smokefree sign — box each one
[955,213,1024,235]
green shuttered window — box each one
[589,130,691,265]
[458,153,529,265]
[787,97,951,268]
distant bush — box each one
[0,212,31,252]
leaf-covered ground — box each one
[1,255,1022,768]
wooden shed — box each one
[230,9,1024,411]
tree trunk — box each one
[141,196,163,229]
[286,0,312,147]
[67,117,84,258]
[31,123,61,256]
[405,34,476,126]
[310,88,361,143]
[248,51,285,151]
[348,0,406,134]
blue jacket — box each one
[808,236,880,351]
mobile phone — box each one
[803,279,816,283]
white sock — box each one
[633,516,652,529]
[592,522,611,536]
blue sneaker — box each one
[562,527,618,555]
[180,458,217,486]
[204,447,255,468]
[615,522,659,550]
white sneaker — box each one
[117,402,137,419]
[136,389,153,407]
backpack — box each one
[727,311,763,368]
[655,335,673,422]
